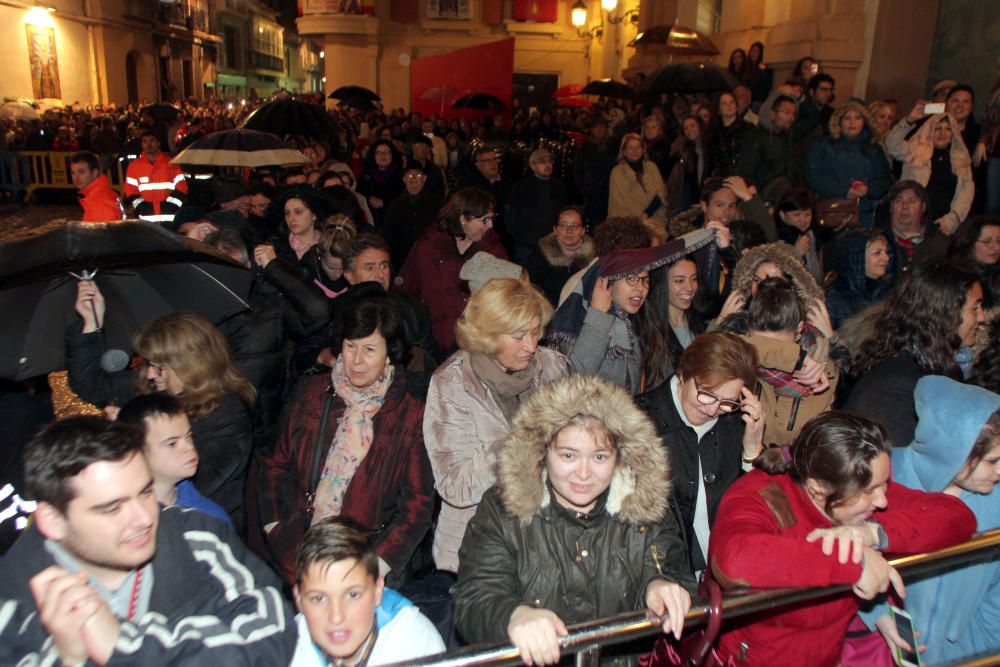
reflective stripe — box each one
[137,182,176,192]
[139,176,149,183]
[165,196,183,207]
[190,174,214,180]
[125,177,139,186]
[140,214,175,223]
[172,174,186,185]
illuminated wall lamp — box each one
[570,1,587,28]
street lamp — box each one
[601,0,617,10]
[570,1,587,28]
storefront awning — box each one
[217,73,247,87]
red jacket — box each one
[124,152,187,223]
[257,372,434,586]
[707,470,976,667]
[395,226,508,355]
[78,174,124,222]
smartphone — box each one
[924,102,946,114]
[889,606,922,667]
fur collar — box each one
[538,233,595,268]
[498,375,670,526]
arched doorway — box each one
[126,51,140,105]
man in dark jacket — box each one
[457,147,512,251]
[573,116,618,227]
[877,180,949,280]
[505,148,570,263]
[0,417,296,666]
[736,95,800,192]
[383,165,444,273]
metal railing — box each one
[399,529,1000,667]
[4,152,127,202]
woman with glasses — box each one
[637,332,765,577]
[67,288,256,535]
[523,205,596,306]
[396,187,508,358]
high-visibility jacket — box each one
[124,152,187,224]
[78,174,125,222]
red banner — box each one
[410,38,515,120]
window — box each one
[695,0,722,35]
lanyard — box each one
[125,568,143,622]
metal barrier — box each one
[398,528,1000,667]
[16,151,127,201]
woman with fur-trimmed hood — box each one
[886,106,974,234]
[804,101,893,228]
[453,375,696,666]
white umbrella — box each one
[0,102,39,121]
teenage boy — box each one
[117,393,231,526]
[291,517,445,666]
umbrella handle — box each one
[70,269,103,330]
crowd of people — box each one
[2,52,1000,667]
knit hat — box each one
[459,252,524,293]
[931,79,958,97]
[171,205,210,226]
[212,174,249,205]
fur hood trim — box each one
[732,241,824,305]
[828,102,882,143]
[906,112,972,173]
[498,374,670,526]
[538,232,596,268]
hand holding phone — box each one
[924,102,946,115]
[889,606,923,667]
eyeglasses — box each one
[622,275,650,287]
[694,381,742,413]
[374,149,392,156]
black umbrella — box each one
[638,62,740,96]
[337,96,378,113]
[0,220,251,381]
[629,24,720,55]
[140,103,182,123]
[329,85,381,102]
[241,98,340,139]
[451,93,506,111]
[579,79,636,100]
[171,129,309,168]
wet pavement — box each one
[0,202,81,239]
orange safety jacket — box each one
[78,174,125,222]
[124,152,187,224]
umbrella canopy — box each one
[579,79,636,100]
[630,23,720,55]
[0,220,251,381]
[555,95,593,108]
[171,129,308,168]
[419,86,462,104]
[241,98,340,139]
[638,62,739,96]
[337,96,378,112]
[140,103,182,123]
[451,93,506,111]
[0,101,39,121]
[329,85,381,102]
[553,83,585,99]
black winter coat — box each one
[637,380,747,574]
[843,351,928,448]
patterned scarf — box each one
[312,357,395,522]
[756,324,822,399]
[892,227,924,260]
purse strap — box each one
[305,383,337,519]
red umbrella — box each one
[555,95,593,108]
[553,83,585,99]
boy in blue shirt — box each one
[117,393,231,527]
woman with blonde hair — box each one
[304,214,357,299]
[68,286,256,533]
[423,278,569,573]
[608,132,669,229]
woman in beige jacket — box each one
[423,278,569,573]
[608,132,670,230]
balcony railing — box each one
[158,3,213,34]
[248,51,285,72]
[395,529,1000,667]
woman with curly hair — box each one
[947,215,1000,307]
[844,258,985,447]
[805,101,893,228]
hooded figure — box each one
[825,230,894,329]
[885,112,974,234]
[453,374,696,656]
[870,376,1000,665]
[730,240,824,308]
[804,101,893,228]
